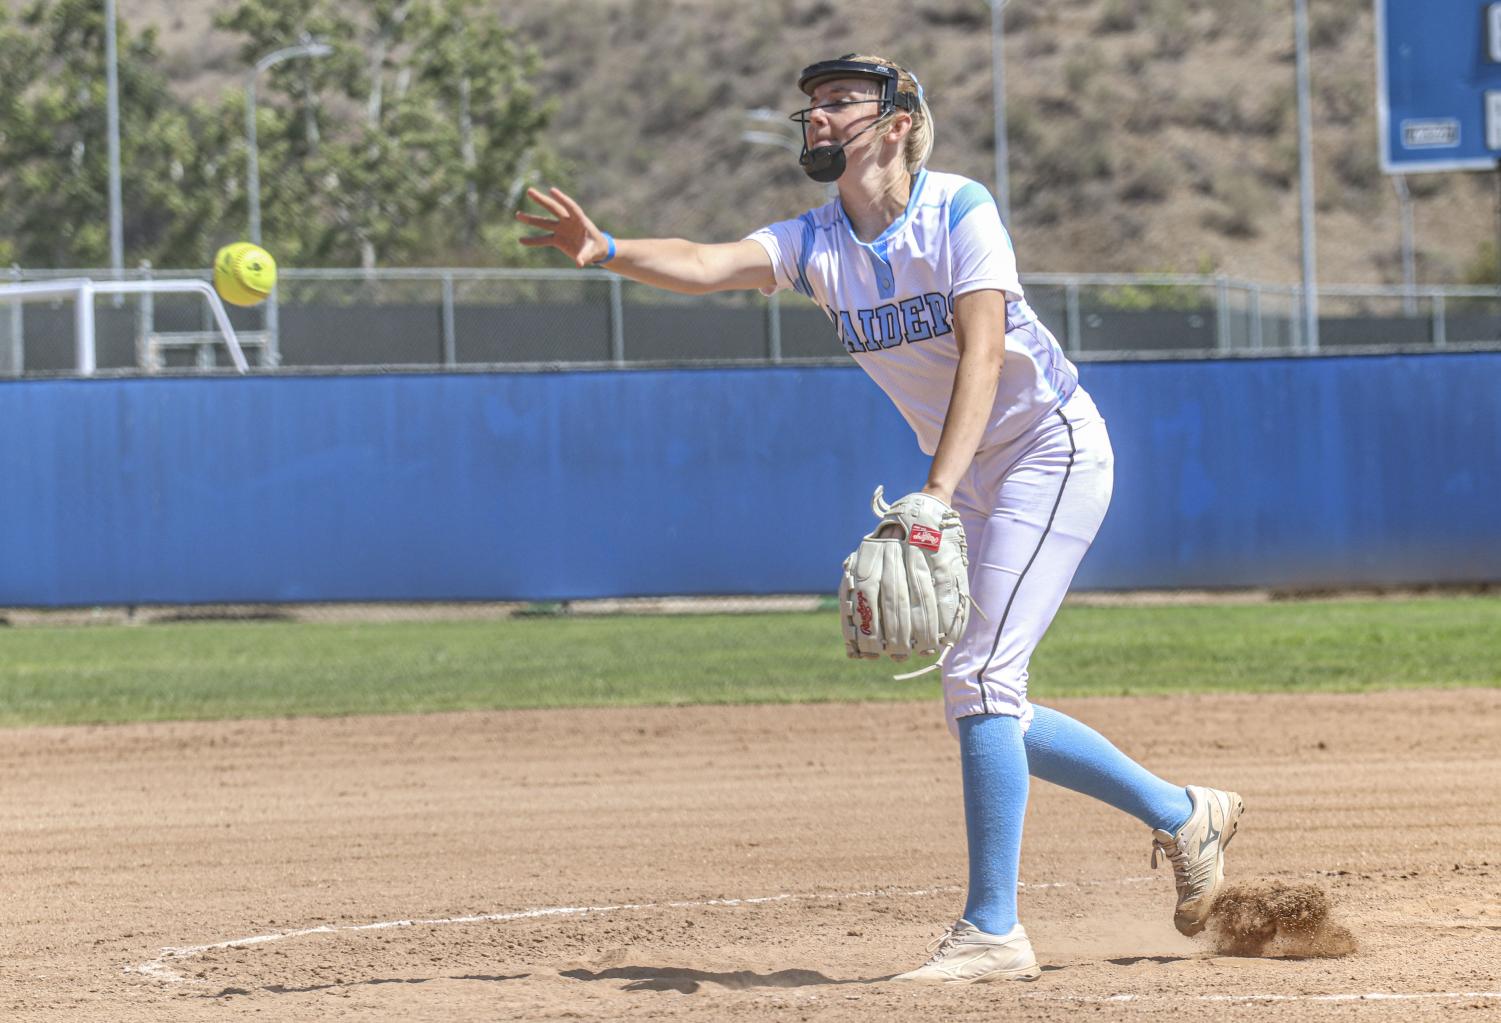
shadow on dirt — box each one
[1106,955,1194,966]
[560,966,876,994]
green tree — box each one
[0,0,560,269]
[215,0,558,267]
[0,0,237,267]
[0,8,45,264]
[412,0,555,261]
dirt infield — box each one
[2,689,1498,1021]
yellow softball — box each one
[213,242,278,307]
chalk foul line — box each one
[1028,992,1501,1004]
[125,876,1167,985]
[125,884,965,984]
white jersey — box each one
[747,169,1079,455]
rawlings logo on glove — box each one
[838,486,972,678]
[908,523,942,551]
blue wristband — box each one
[598,232,617,265]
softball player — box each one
[518,54,1244,984]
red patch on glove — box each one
[856,592,874,635]
[908,524,942,551]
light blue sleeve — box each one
[948,181,1023,301]
[741,214,804,295]
[745,213,817,298]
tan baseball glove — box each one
[839,486,971,677]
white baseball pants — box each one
[942,387,1113,733]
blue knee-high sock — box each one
[957,714,1028,935]
[1024,705,1192,834]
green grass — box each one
[1,596,1498,727]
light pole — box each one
[1392,175,1416,317]
[104,0,123,279]
[246,38,332,245]
[990,0,1011,225]
[1293,0,1319,351]
[245,38,330,369]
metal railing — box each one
[0,277,251,374]
[2,266,1498,376]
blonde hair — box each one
[842,54,934,174]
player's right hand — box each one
[516,187,611,267]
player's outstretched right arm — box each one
[516,187,774,295]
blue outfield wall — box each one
[1,352,1499,605]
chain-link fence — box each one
[2,266,1498,376]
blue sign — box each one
[1377,0,1501,172]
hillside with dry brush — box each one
[125,0,1495,284]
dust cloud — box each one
[1207,880,1357,958]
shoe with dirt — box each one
[1151,784,1245,936]
[891,919,1041,983]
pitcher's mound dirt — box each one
[2,689,1499,1022]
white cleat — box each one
[891,919,1041,984]
[1151,784,1245,936]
